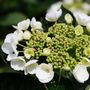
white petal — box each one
[45,9,62,22]
[47,1,62,12]
[6,54,17,61]
[35,63,54,83]
[10,57,26,71]
[25,60,38,74]
[1,43,14,54]
[73,11,90,26]
[13,19,30,30]
[13,30,24,42]
[31,17,43,30]
[12,25,18,30]
[73,65,89,83]
[4,33,13,43]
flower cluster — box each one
[1,1,90,84]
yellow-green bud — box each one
[24,48,34,59]
[42,48,51,56]
[75,25,84,36]
[46,37,51,42]
[23,31,31,40]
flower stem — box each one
[44,84,49,90]
[18,43,26,48]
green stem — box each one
[44,84,49,90]
[18,43,26,48]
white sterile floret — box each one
[73,64,89,83]
[65,13,73,24]
[45,1,62,22]
[35,63,54,83]
[25,60,38,75]
[23,31,31,40]
[13,19,30,30]
[10,57,26,71]
[31,17,43,31]
[73,11,90,26]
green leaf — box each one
[0,12,27,26]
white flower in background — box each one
[45,1,62,22]
[65,13,73,24]
[25,60,38,75]
[23,31,31,40]
[31,17,43,31]
[10,57,26,71]
[13,19,30,30]
[82,3,90,13]
[63,0,74,5]
[73,64,89,83]
[35,63,54,83]
[73,11,90,26]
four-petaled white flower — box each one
[35,63,54,83]
[10,57,26,71]
[73,64,89,83]
[25,60,38,75]
[45,1,62,22]
[13,19,30,30]
[31,17,43,31]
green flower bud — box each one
[65,13,73,24]
[24,48,34,59]
[42,48,51,56]
[84,47,90,56]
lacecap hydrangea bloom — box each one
[1,1,90,85]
